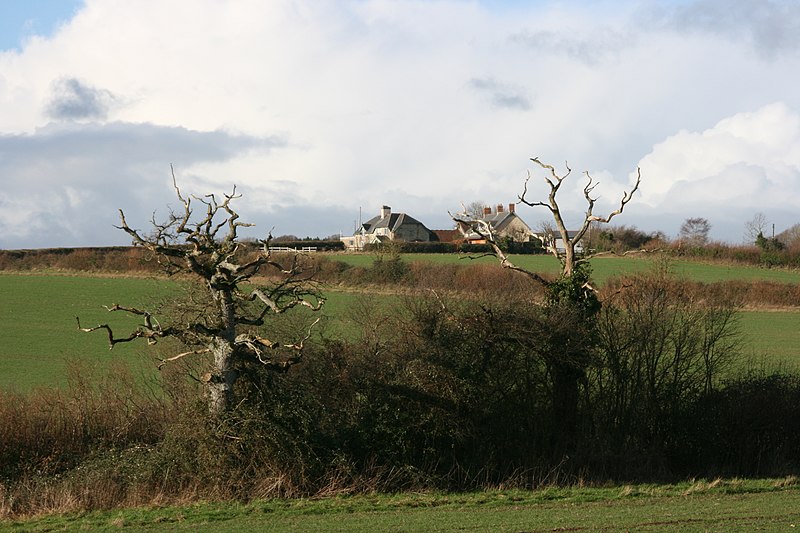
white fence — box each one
[270,246,318,253]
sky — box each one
[1,0,800,249]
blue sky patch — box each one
[0,0,84,51]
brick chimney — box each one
[483,207,492,216]
[381,205,391,219]
[508,203,515,213]
[496,204,504,213]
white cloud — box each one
[637,103,800,240]
[1,0,800,247]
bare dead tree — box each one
[744,212,769,244]
[535,220,557,249]
[679,217,711,247]
[77,169,324,416]
[464,200,489,219]
[521,158,641,278]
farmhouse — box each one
[341,205,437,251]
[457,203,537,244]
[551,230,585,255]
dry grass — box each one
[773,476,799,488]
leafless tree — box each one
[679,217,711,247]
[77,170,324,416]
[535,220,557,249]
[744,212,768,244]
[523,158,641,277]
[464,200,489,219]
[594,263,740,454]
[777,223,800,251]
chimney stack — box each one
[508,203,515,213]
[381,205,391,219]
[496,204,504,213]
[483,207,492,216]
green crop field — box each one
[0,274,180,391]
[332,252,800,284]
[1,266,799,391]
[0,274,398,391]
[3,479,799,532]
[739,310,800,370]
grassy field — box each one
[1,270,799,390]
[0,273,402,390]
[3,479,799,532]
[333,252,800,284]
[0,273,179,391]
[739,310,800,370]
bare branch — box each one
[285,317,321,351]
[235,317,321,371]
[585,167,641,225]
[451,210,551,287]
[76,317,147,349]
[158,348,212,369]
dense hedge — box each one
[396,241,458,253]
[0,247,159,272]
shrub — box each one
[457,243,493,254]
[397,241,458,253]
[502,240,545,254]
[665,240,800,268]
[591,267,741,476]
[0,247,158,273]
[680,370,800,477]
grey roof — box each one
[478,211,515,233]
[360,212,432,235]
[461,211,530,240]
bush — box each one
[666,240,800,268]
[397,242,458,253]
[457,243,493,254]
[502,240,545,254]
[591,267,741,476]
[0,247,158,273]
[680,370,800,477]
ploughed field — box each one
[1,252,799,390]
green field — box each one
[0,274,179,390]
[333,252,800,284]
[3,479,799,532]
[1,263,799,390]
[739,310,800,369]
[0,274,399,390]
